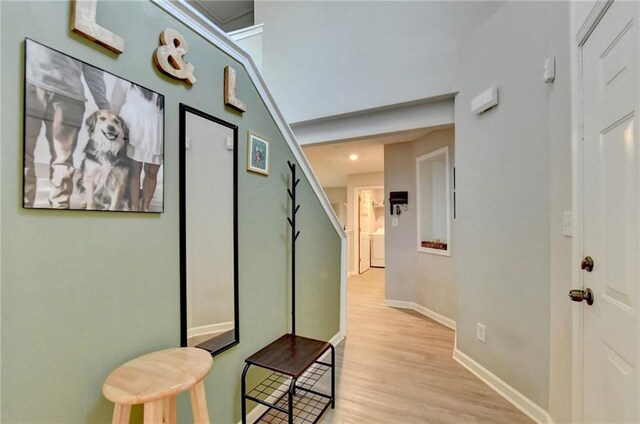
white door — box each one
[581,2,639,422]
[359,192,371,273]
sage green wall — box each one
[0,2,341,423]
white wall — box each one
[255,1,575,420]
[454,1,572,416]
[372,188,384,232]
[324,186,347,227]
[385,129,456,320]
[254,1,503,123]
[384,142,415,302]
[228,24,263,71]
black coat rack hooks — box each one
[287,160,301,334]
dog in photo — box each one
[76,110,130,210]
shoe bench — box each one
[241,334,335,424]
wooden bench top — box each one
[245,334,331,379]
[103,347,213,405]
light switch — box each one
[226,136,234,150]
[392,217,398,227]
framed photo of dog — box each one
[247,132,269,176]
[23,38,164,212]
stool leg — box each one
[143,399,164,424]
[112,403,131,424]
[164,396,177,424]
[190,380,210,424]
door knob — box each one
[569,288,594,305]
[581,256,594,272]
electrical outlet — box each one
[477,323,486,343]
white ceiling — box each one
[187,0,254,32]
[302,127,443,188]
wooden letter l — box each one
[71,0,125,54]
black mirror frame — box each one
[179,103,239,356]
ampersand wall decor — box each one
[153,28,196,85]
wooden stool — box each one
[103,347,213,424]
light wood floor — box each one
[319,268,533,424]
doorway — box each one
[574,1,639,422]
[354,186,385,275]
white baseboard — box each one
[384,299,456,330]
[243,402,269,424]
[453,349,554,424]
[239,331,343,424]
[329,331,345,347]
[187,321,234,339]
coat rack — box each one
[287,160,301,335]
[240,160,335,424]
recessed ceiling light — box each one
[349,154,358,160]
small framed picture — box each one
[247,132,269,176]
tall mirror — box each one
[179,104,238,356]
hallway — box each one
[320,268,532,423]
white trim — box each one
[290,97,455,145]
[576,0,613,46]
[227,23,264,41]
[339,236,348,337]
[243,401,269,424]
[151,0,348,344]
[328,332,345,348]
[570,13,586,424]
[187,321,234,339]
[453,349,554,424]
[238,332,344,424]
[569,0,609,421]
[384,299,456,331]
[0,2,4,419]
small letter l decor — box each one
[224,66,247,113]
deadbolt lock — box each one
[581,256,594,272]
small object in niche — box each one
[153,28,196,85]
[422,240,448,250]
[224,66,246,112]
[71,0,124,54]
[247,132,269,175]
